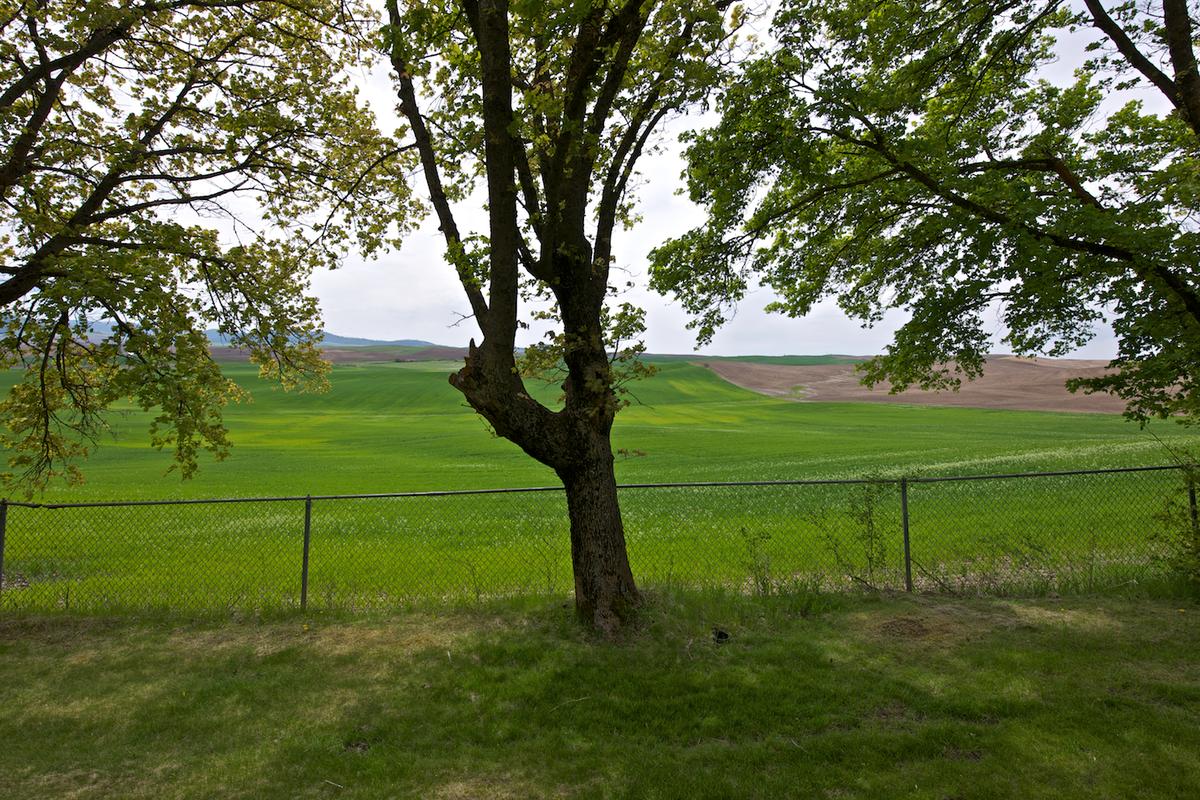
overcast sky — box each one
[310,8,1123,359]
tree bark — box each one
[1162,0,1200,140]
[557,430,640,634]
[451,347,642,633]
[448,336,641,633]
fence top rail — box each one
[1,485,568,509]
[905,463,1189,484]
[1,463,1191,510]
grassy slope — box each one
[1,593,1198,799]
[3,360,1197,502]
[209,344,432,361]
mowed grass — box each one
[3,361,1200,612]
[1,592,1198,799]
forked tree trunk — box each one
[556,433,640,633]
[449,342,641,633]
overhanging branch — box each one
[386,0,489,328]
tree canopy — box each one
[0,0,411,490]
[651,0,1200,423]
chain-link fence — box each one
[1,464,1197,613]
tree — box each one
[0,0,411,489]
[651,0,1200,424]
[382,0,738,631]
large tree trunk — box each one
[401,0,655,635]
[449,338,641,634]
[557,432,640,634]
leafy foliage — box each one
[517,300,658,407]
[652,0,1200,423]
[0,0,416,491]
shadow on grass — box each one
[1,591,1199,799]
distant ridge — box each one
[83,321,879,363]
[211,330,438,348]
[83,321,440,348]
[316,333,436,347]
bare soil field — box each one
[702,356,1128,413]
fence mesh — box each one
[0,465,1195,613]
[905,468,1187,594]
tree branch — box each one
[386,0,489,328]
[959,156,1103,208]
[472,0,522,349]
[0,13,136,110]
[1083,0,1185,128]
[827,126,1200,327]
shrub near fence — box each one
[0,465,1196,613]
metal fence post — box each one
[1188,474,1199,543]
[0,498,7,599]
[301,495,312,611]
[900,479,913,592]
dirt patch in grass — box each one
[432,775,561,800]
[1,572,31,591]
[876,615,930,638]
[161,613,495,661]
[942,744,984,761]
[308,618,468,657]
[0,615,123,645]
[702,355,1126,413]
[869,699,924,725]
[851,596,1029,648]
[1005,602,1126,633]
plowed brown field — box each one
[703,356,1127,414]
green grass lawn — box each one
[1,592,1198,799]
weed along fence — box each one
[0,464,1197,613]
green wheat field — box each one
[2,359,1199,612]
